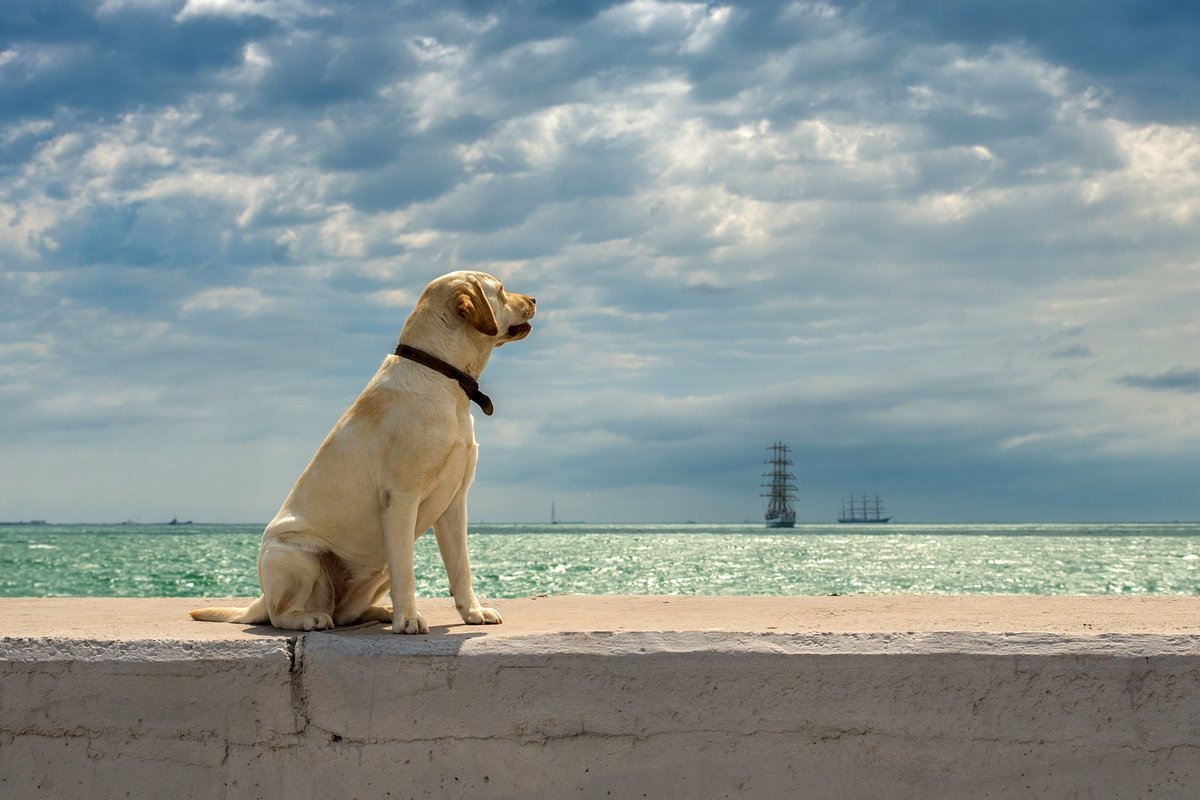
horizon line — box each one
[4,519,1199,527]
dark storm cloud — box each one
[333,143,468,213]
[475,358,1183,521]
[248,30,412,111]
[0,1,273,120]
[859,0,1200,123]
[1118,368,1200,393]
[1050,345,1093,359]
[44,196,277,272]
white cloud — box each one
[180,286,276,317]
[599,0,711,36]
[680,5,733,54]
[1103,120,1200,223]
[97,0,177,15]
[38,386,163,418]
[175,0,313,22]
[368,289,416,307]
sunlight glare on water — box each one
[1,522,1198,598]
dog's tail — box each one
[189,595,270,625]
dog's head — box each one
[401,271,536,356]
[432,270,536,346]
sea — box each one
[2,522,1199,599]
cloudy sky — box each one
[2,0,1199,524]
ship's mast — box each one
[840,490,891,522]
[760,442,796,516]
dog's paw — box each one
[392,611,428,635]
[464,606,503,625]
[303,613,334,631]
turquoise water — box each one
[2,522,1199,598]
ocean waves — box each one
[2,522,1198,598]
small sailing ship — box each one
[838,494,892,524]
[761,442,797,528]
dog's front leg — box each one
[434,492,502,625]
[382,498,427,634]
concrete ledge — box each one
[3,596,1200,799]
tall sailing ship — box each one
[761,442,797,528]
[838,493,892,524]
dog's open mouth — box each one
[506,322,532,338]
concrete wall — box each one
[3,597,1199,799]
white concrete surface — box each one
[3,596,1200,799]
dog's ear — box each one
[454,277,499,336]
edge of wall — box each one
[3,596,1200,799]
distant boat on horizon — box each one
[838,494,892,524]
[761,442,797,528]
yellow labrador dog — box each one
[191,270,535,633]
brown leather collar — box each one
[393,344,494,416]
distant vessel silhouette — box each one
[838,494,892,524]
[761,442,797,528]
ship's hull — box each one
[765,511,796,528]
[837,517,892,524]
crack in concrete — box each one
[287,634,312,735]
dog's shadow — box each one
[233,620,493,651]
